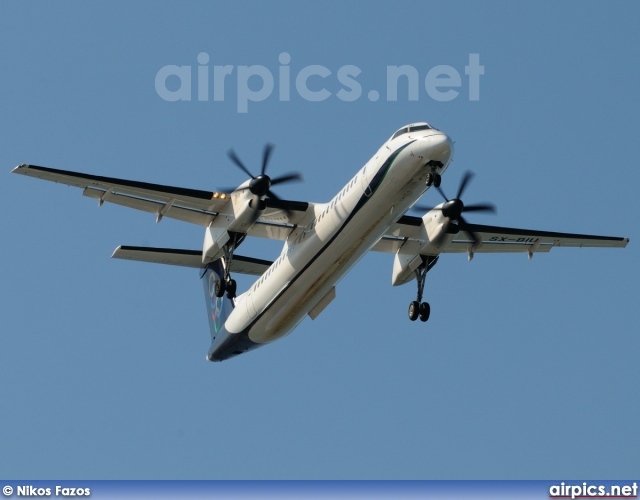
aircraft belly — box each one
[248,238,376,343]
[247,181,426,344]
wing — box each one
[372,216,629,255]
[12,164,312,234]
[370,215,424,253]
[450,223,629,254]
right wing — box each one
[12,164,313,234]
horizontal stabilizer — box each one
[112,246,273,276]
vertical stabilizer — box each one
[201,260,234,341]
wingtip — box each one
[11,164,28,174]
[111,245,124,258]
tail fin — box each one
[201,260,234,341]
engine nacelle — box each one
[391,209,457,285]
[203,221,231,263]
[228,187,264,232]
[202,186,265,263]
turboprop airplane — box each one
[12,122,629,361]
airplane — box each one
[12,122,629,362]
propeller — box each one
[413,171,496,246]
[224,143,303,202]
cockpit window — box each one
[391,124,431,140]
[408,124,431,133]
[391,127,408,140]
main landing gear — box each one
[214,235,241,299]
[214,277,236,299]
[408,256,438,322]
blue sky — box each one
[1,1,638,479]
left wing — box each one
[12,164,311,230]
[450,223,629,254]
[373,216,629,256]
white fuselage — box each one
[210,127,453,358]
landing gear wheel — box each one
[408,301,420,321]
[226,279,237,299]
[408,256,438,323]
[419,302,431,322]
[215,279,226,298]
[426,173,433,187]
[433,174,442,188]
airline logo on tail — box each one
[208,272,226,334]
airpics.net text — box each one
[155,52,484,113]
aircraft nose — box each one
[419,132,453,168]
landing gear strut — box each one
[408,256,438,322]
[214,233,242,299]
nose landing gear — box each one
[408,256,438,322]
[426,173,442,188]
[425,160,443,188]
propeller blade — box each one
[227,148,255,179]
[224,142,304,213]
[266,189,295,217]
[458,216,480,246]
[270,172,303,186]
[456,171,474,200]
[261,143,275,176]
[462,203,496,214]
[412,204,440,213]
[432,224,448,247]
[266,189,281,201]
[412,170,496,249]
[435,184,449,202]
